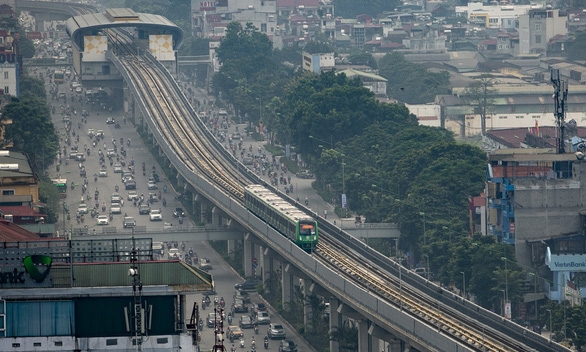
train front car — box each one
[297,219,318,253]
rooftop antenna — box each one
[551,69,568,154]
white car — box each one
[147,181,158,190]
[110,203,121,214]
[97,215,109,225]
[168,248,180,259]
[149,209,163,221]
[99,169,108,177]
[127,190,138,201]
[113,163,123,173]
[77,203,88,214]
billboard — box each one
[83,36,108,61]
[149,35,175,61]
[545,248,586,272]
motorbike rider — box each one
[263,336,269,349]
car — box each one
[113,163,123,173]
[152,241,164,255]
[251,302,267,315]
[111,193,122,203]
[77,203,88,214]
[206,312,222,328]
[139,204,150,215]
[106,149,115,157]
[232,298,248,313]
[99,169,108,177]
[199,258,212,271]
[87,128,95,137]
[123,216,136,228]
[295,170,314,179]
[227,326,243,341]
[151,172,160,182]
[75,86,82,93]
[234,290,251,304]
[231,132,241,140]
[242,157,253,165]
[110,203,121,214]
[125,179,137,190]
[267,323,286,339]
[148,192,159,202]
[173,207,185,218]
[255,311,271,325]
[96,215,109,225]
[147,181,158,190]
[127,190,138,201]
[279,340,298,352]
[239,315,254,329]
[121,172,133,182]
[106,117,115,124]
[168,248,180,259]
[149,209,163,221]
[235,278,262,291]
[96,130,104,137]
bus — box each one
[53,70,64,84]
[52,178,67,198]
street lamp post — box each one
[420,212,426,246]
[547,309,553,341]
[461,271,466,299]
[501,290,506,317]
[501,257,509,303]
[341,154,346,218]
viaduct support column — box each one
[329,299,340,352]
[301,278,313,333]
[281,262,293,309]
[243,235,253,277]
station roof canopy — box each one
[65,8,183,51]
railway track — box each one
[101,31,566,352]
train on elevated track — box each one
[244,185,318,252]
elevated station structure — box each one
[65,8,183,85]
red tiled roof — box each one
[0,206,41,216]
[481,39,497,45]
[0,219,43,242]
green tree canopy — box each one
[2,96,59,170]
[378,52,450,103]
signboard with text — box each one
[546,253,586,272]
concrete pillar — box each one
[199,202,208,224]
[227,239,235,254]
[179,294,186,331]
[211,206,222,226]
[302,278,313,333]
[358,320,370,352]
[281,263,293,309]
[329,299,340,352]
[243,236,253,278]
[388,338,402,352]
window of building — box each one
[516,115,524,119]
[489,18,498,24]
[499,116,507,119]
[106,339,117,346]
[3,72,7,79]
[532,115,540,118]
[261,23,267,32]
[157,338,169,344]
[535,35,542,44]
[535,23,541,31]
[2,190,14,196]
[4,87,8,95]
[498,44,502,49]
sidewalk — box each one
[180,82,340,224]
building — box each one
[0,238,213,351]
[0,3,20,99]
[404,103,441,127]
[455,2,534,29]
[302,51,334,73]
[518,8,567,55]
[485,147,586,303]
[0,151,39,204]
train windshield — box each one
[299,222,315,235]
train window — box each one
[300,223,315,235]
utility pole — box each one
[551,69,568,154]
[129,233,145,351]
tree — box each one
[19,75,46,98]
[347,51,377,69]
[330,320,358,351]
[303,40,335,54]
[2,96,59,171]
[462,74,497,135]
[378,52,450,104]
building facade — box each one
[518,8,567,55]
[301,51,334,73]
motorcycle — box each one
[162,198,167,207]
[198,319,203,331]
[115,185,119,192]
[239,338,245,348]
[263,338,269,349]
[254,324,259,335]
